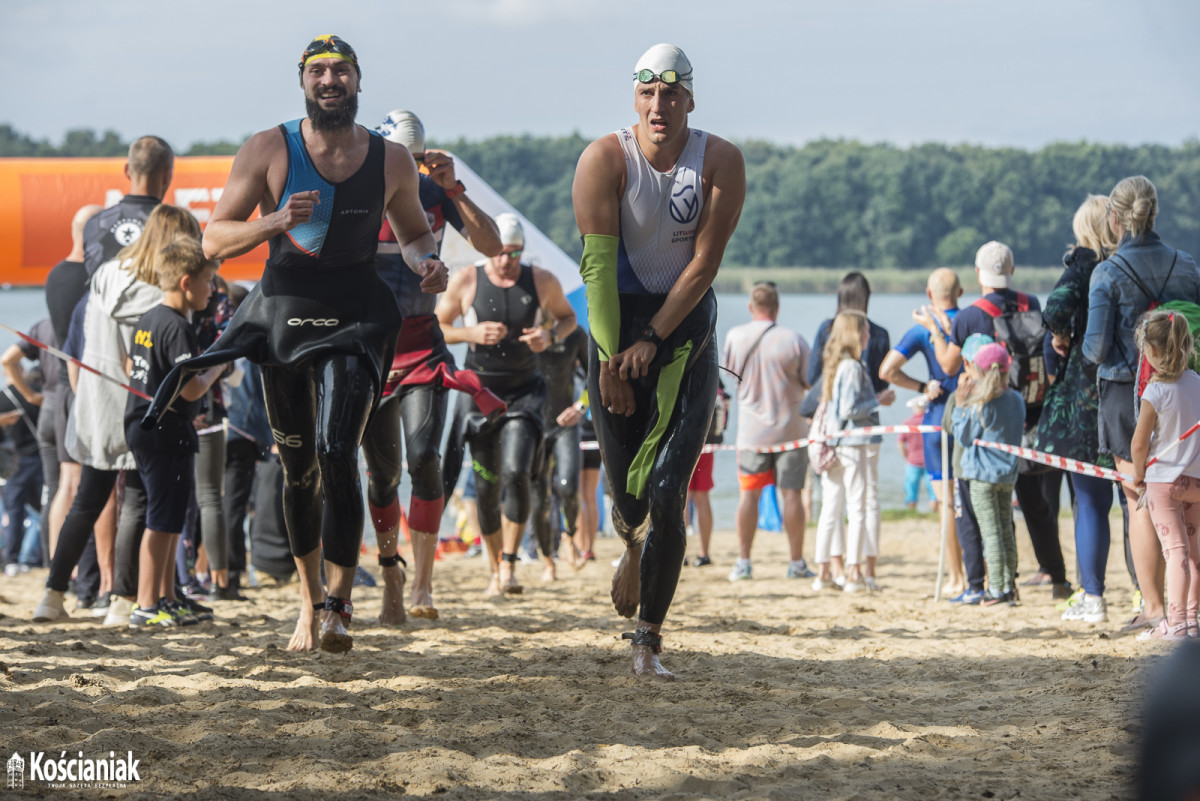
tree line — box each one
[6,124,1198,268]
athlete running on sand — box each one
[572,43,746,678]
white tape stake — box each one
[935,427,949,603]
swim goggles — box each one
[634,68,690,85]
[299,35,358,71]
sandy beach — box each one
[0,513,1165,800]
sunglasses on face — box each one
[634,68,689,85]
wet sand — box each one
[0,515,1163,799]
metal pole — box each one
[935,426,950,602]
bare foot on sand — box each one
[485,574,503,597]
[287,603,320,651]
[319,609,353,653]
[632,644,675,680]
[499,561,524,595]
[380,563,407,625]
[410,587,438,620]
[542,563,557,582]
[611,545,641,618]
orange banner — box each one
[0,156,268,285]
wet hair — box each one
[1071,194,1119,258]
[837,271,871,313]
[1136,309,1193,383]
[749,282,779,311]
[1109,175,1158,240]
[116,204,202,287]
[821,311,867,402]
[156,239,216,292]
[127,136,174,180]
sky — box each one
[11,0,1200,152]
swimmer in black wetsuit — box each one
[531,326,589,580]
[572,44,746,678]
[437,214,577,596]
[367,110,503,623]
[192,35,448,653]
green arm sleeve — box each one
[579,234,620,361]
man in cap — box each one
[572,44,746,678]
[365,109,502,623]
[437,214,577,596]
[916,241,1070,600]
[193,34,449,652]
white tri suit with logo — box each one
[589,127,719,625]
[141,119,401,569]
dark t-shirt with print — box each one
[125,305,201,453]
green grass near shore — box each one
[712,266,1067,294]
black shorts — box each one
[1097,378,1136,462]
[133,447,195,533]
[581,427,601,470]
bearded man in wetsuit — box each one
[437,214,577,596]
[572,44,746,679]
[366,109,503,623]
[195,35,448,653]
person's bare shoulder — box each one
[701,134,745,173]
[577,132,625,175]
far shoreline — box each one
[711,265,1067,294]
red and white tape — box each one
[581,424,942,454]
[971,439,1131,483]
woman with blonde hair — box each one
[33,205,206,624]
[811,311,881,593]
[1082,175,1200,632]
[1037,195,1122,624]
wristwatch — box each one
[445,180,466,200]
[638,325,663,348]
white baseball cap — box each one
[975,241,1014,289]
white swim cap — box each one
[633,43,693,96]
[496,213,525,248]
[377,109,425,155]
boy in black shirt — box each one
[125,240,222,628]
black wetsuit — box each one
[530,327,588,557]
[144,120,401,568]
[589,291,718,625]
[444,263,545,537]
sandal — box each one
[1137,619,1190,641]
[1121,613,1165,633]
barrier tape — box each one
[0,320,259,444]
[581,424,942,454]
[971,439,1131,483]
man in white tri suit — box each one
[572,43,746,679]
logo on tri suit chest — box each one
[669,183,699,224]
[339,208,370,216]
[286,318,340,327]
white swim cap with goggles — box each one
[633,43,693,96]
[377,109,425,156]
[495,213,525,248]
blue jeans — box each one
[3,454,43,567]
[1070,473,1113,597]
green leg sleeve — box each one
[579,234,620,361]
[626,342,693,500]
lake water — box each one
[0,287,1043,527]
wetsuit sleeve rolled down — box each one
[579,234,620,361]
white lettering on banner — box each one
[173,188,212,223]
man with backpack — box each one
[917,241,1072,600]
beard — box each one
[305,91,358,131]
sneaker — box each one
[129,602,178,628]
[864,577,882,593]
[832,575,846,589]
[1055,587,1084,612]
[1061,593,1107,623]
[948,588,985,605]
[212,584,248,601]
[843,579,866,594]
[91,593,113,618]
[980,590,1015,607]
[75,595,98,612]
[352,565,377,588]
[786,559,816,579]
[1131,589,1144,615]
[103,596,134,627]
[811,576,832,591]
[1051,582,1074,601]
[3,563,18,577]
[173,595,214,623]
[728,561,752,582]
[33,589,68,622]
[692,555,713,568]
[464,543,483,559]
